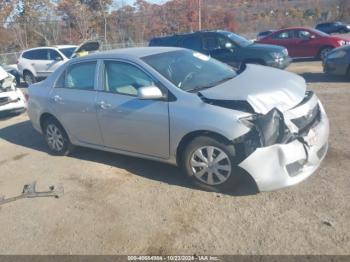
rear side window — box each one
[64,61,96,90]
[22,49,49,60]
[182,36,202,51]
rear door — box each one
[95,60,170,158]
[266,30,297,57]
[46,49,66,74]
[48,60,103,145]
[30,49,50,78]
[202,33,237,66]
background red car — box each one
[257,27,350,59]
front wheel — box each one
[182,136,240,192]
[43,118,73,156]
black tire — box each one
[43,118,73,156]
[182,136,241,192]
[23,71,36,86]
[319,46,333,60]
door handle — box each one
[97,101,111,110]
[51,95,62,103]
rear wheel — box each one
[23,71,35,86]
[182,136,240,192]
[43,118,73,156]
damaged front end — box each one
[200,90,329,191]
[0,66,27,114]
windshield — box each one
[311,28,329,37]
[142,50,237,92]
[59,47,76,58]
[222,32,252,47]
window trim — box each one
[54,59,99,91]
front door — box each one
[202,35,238,67]
[45,49,66,75]
[96,60,170,158]
[48,60,103,145]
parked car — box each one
[0,66,26,116]
[257,27,350,59]
[323,45,350,79]
[0,63,21,86]
[256,30,275,40]
[316,21,350,34]
[27,47,329,192]
[18,41,100,85]
[149,30,291,69]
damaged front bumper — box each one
[238,94,329,191]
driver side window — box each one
[295,30,311,39]
[104,61,154,96]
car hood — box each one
[200,64,306,114]
[246,43,285,52]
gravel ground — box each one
[0,61,349,255]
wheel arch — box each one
[39,113,69,140]
[175,130,232,166]
[23,69,36,78]
[318,45,334,57]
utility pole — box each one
[198,0,202,31]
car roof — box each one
[79,47,183,60]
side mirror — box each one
[138,86,164,100]
[54,56,63,61]
[225,42,233,49]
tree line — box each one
[0,0,349,55]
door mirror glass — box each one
[225,42,233,49]
[138,86,163,100]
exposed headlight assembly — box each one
[239,108,295,147]
[271,52,283,59]
[327,50,347,59]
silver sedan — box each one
[27,47,329,192]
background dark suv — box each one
[316,22,350,34]
[149,30,291,69]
